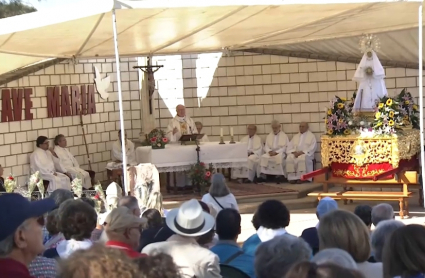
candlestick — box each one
[219,136,225,144]
[220,128,223,137]
[230,127,234,136]
[229,135,235,144]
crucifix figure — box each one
[133,57,163,114]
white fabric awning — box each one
[0,0,422,75]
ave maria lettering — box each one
[1,85,97,122]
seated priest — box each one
[30,136,72,192]
[51,134,93,189]
[195,121,209,142]
[286,122,317,184]
[260,120,289,183]
[231,124,263,183]
[111,130,136,165]
[166,104,197,142]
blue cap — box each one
[0,193,56,241]
[316,197,338,218]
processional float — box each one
[302,35,422,218]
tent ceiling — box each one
[0,0,422,77]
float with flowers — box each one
[304,34,422,216]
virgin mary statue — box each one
[352,50,388,112]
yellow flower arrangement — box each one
[378,103,384,109]
[389,111,394,118]
[386,99,392,106]
[337,103,344,109]
[403,115,409,120]
[375,112,381,119]
[338,118,344,123]
[327,129,333,135]
[327,109,332,115]
[413,104,418,111]
[405,100,410,105]
[343,129,351,135]
[388,120,395,126]
[340,98,347,101]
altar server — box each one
[166,105,197,142]
[52,134,92,189]
[260,120,289,179]
[111,130,136,165]
[30,136,71,192]
[232,125,263,182]
[286,122,317,184]
[195,121,209,142]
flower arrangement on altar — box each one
[4,174,17,193]
[372,96,403,135]
[28,171,45,198]
[147,129,168,149]
[189,162,214,194]
[71,175,83,198]
[325,96,352,136]
[397,88,419,129]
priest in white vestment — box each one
[231,125,263,183]
[166,105,197,142]
[166,105,197,187]
[111,130,137,165]
[260,120,289,181]
[52,134,92,189]
[352,50,388,112]
[30,136,71,192]
[195,121,209,142]
[286,122,317,184]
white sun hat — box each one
[166,199,215,237]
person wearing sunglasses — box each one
[0,193,56,278]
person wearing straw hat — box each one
[105,207,147,258]
[142,199,221,278]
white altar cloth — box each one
[136,142,248,173]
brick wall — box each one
[0,58,141,185]
[152,52,421,168]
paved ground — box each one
[238,193,425,242]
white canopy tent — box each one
[0,0,423,197]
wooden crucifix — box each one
[133,57,163,114]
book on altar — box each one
[179,134,204,142]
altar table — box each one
[136,142,248,173]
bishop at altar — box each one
[111,130,137,165]
[286,122,317,184]
[166,105,197,142]
[52,134,92,189]
[30,136,71,192]
[232,125,263,182]
[260,120,289,178]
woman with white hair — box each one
[371,220,405,262]
[201,173,238,216]
[255,234,311,278]
[312,248,358,270]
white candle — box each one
[220,128,223,137]
[230,127,234,136]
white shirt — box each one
[201,193,239,214]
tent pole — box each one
[112,8,129,195]
[418,3,425,207]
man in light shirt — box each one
[286,122,317,184]
[260,120,289,183]
[166,105,197,142]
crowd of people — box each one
[0,176,424,278]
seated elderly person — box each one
[43,200,97,259]
[111,130,136,165]
[260,120,289,183]
[300,197,338,255]
[195,121,209,142]
[118,196,141,217]
[243,200,290,256]
[105,207,147,258]
[232,124,263,183]
[285,261,365,278]
[201,173,238,216]
[286,122,317,184]
[370,220,404,262]
[371,203,394,227]
[312,248,358,270]
[354,205,372,231]
[255,234,311,278]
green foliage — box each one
[188,162,214,195]
[0,0,36,19]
